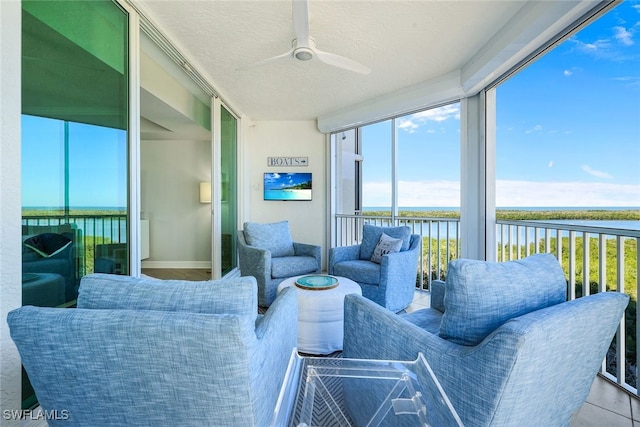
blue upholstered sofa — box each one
[238,220,321,307]
[329,224,421,312]
[8,274,297,426]
[343,253,629,427]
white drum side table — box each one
[277,275,362,355]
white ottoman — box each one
[277,275,362,355]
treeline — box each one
[285,181,312,190]
[23,208,126,217]
[364,209,640,221]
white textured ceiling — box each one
[134,0,586,123]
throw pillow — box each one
[370,233,403,264]
[439,253,567,346]
[243,221,295,257]
[359,224,411,260]
[24,233,72,258]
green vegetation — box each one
[496,209,640,221]
[23,208,126,217]
[363,208,640,221]
[285,181,312,190]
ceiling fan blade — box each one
[293,0,310,46]
[313,49,371,75]
[235,49,293,71]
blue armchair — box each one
[238,220,321,307]
[329,224,421,312]
[22,231,77,302]
[8,273,297,427]
[343,253,629,427]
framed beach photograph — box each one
[264,172,312,201]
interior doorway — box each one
[139,31,213,278]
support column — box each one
[460,91,496,261]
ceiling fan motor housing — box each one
[294,47,313,61]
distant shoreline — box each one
[21,206,640,221]
[361,208,640,221]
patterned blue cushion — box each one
[271,256,318,279]
[359,225,411,260]
[243,221,294,257]
[439,253,567,346]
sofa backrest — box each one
[8,306,258,427]
[78,273,258,324]
[439,253,567,346]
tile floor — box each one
[407,289,640,427]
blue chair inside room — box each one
[328,224,421,312]
[343,253,629,427]
[8,274,298,427]
[237,220,321,307]
[22,231,77,303]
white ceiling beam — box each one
[317,70,463,133]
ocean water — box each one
[264,189,312,201]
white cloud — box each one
[614,26,634,46]
[548,161,554,168]
[570,23,636,61]
[362,179,640,207]
[582,165,613,179]
[397,120,418,133]
[525,125,543,134]
[397,104,460,133]
[362,180,459,207]
[573,38,610,54]
[563,69,573,76]
[496,180,640,207]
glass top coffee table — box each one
[271,349,463,426]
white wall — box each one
[140,139,212,268]
[243,120,327,269]
[1,1,22,421]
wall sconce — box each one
[199,181,211,203]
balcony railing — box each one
[334,213,639,395]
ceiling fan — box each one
[238,0,370,74]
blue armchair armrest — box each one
[252,286,298,421]
[237,241,271,281]
[293,242,321,270]
[327,244,360,274]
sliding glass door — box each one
[21,0,129,408]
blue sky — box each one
[264,172,312,190]
[362,1,640,208]
[22,116,127,208]
[22,2,639,209]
